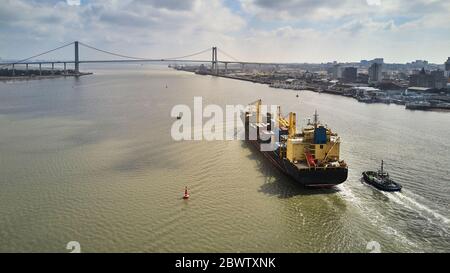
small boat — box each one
[362,160,402,192]
[183,186,190,199]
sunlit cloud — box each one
[366,0,381,6]
[66,0,81,6]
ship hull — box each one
[248,140,348,187]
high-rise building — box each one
[445,57,450,77]
[411,60,429,68]
[341,67,357,83]
[368,63,383,84]
[332,64,342,80]
[372,58,384,65]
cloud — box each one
[235,0,450,62]
[66,0,80,6]
[0,0,449,63]
[366,0,381,6]
[241,0,450,23]
[240,0,370,21]
[132,0,195,11]
[0,0,245,60]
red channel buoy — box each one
[183,186,190,199]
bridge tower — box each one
[211,46,218,75]
[74,41,79,74]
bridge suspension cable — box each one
[163,48,211,60]
[217,48,240,62]
[0,42,74,68]
[79,42,211,61]
[78,42,147,60]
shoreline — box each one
[178,69,450,113]
[0,72,93,82]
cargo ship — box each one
[244,99,348,187]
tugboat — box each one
[243,99,348,187]
[362,160,402,192]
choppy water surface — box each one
[0,66,448,252]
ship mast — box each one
[288,112,296,137]
[313,110,319,128]
[277,105,281,124]
[256,99,262,123]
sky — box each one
[0,0,449,63]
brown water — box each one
[0,65,449,252]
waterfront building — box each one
[378,80,405,91]
[341,67,357,83]
[368,63,383,84]
[406,86,433,96]
[357,73,369,84]
[332,64,342,80]
[409,68,447,89]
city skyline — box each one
[1,0,450,64]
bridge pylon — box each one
[74,41,79,74]
[211,46,218,75]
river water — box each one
[0,65,449,252]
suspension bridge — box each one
[0,41,282,76]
